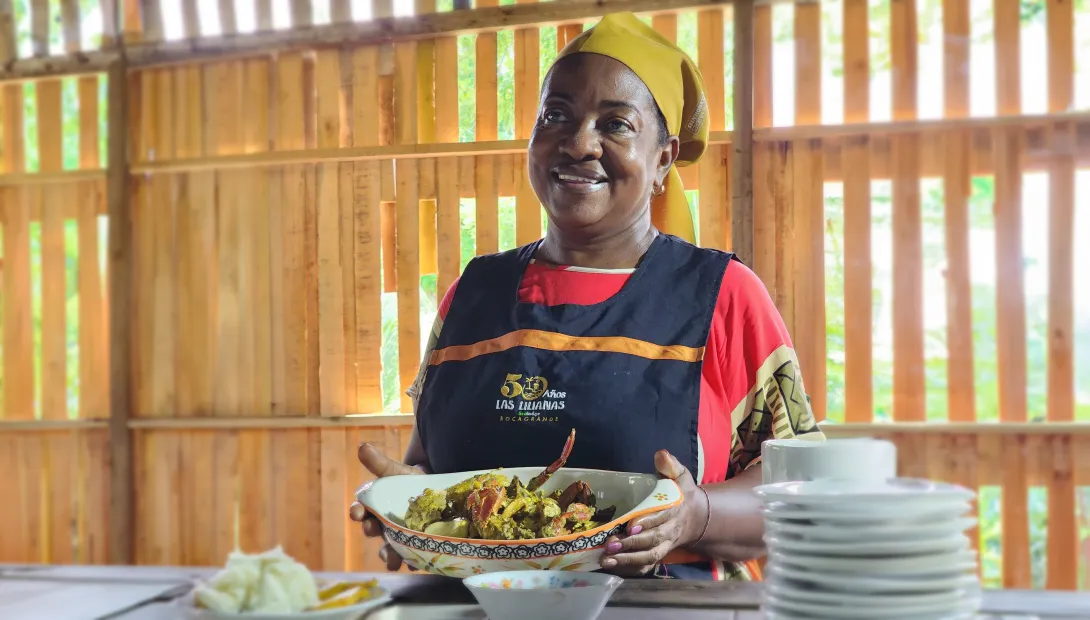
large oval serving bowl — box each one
[355,467,682,578]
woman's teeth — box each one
[557,173,602,183]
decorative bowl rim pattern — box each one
[356,467,683,547]
[381,520,626,559]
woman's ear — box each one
[656,135,680,182]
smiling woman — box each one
[349,11,825,582]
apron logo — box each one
[497,373,566,422]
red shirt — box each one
[429,259,824,486]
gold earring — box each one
[652,183,665,197]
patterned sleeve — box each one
[721,264,825,479]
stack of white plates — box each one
[754,478,981,620]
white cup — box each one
[761,436,897,484]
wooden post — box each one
[107,57,134,565]
[731,0,753,264]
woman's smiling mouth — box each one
[552,170,608,193]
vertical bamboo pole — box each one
[749,1,772,288]
[731,0,754,265]
[697,8,727,251]
[353,45,384,415]
[793,1,824,420]
[30,0,48,56]
[39,80,66,421]
[395,41,421,413]
[78,77,106,421]
[1045,0,1077,591]
[61,0,81,52]
[514,0,540,246]
[940,0,979,564]
[315,49,349,570]
[943,0,974,424]
[475,0,499,256]
[434,28,461,296]
[417,0,439,275]
[181,0,199,39]
[107,57,134,566]
[652,14,676,41]
[842,0,871,423]
[140,0,163,42]
[890,0,924,422]
[993,0,1030,591]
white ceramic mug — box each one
[761,436,897,484]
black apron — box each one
[416,234,733,578]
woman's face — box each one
[528,54,678,236]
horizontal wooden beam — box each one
[2,113,1085,186]
[0,414,413,431]
[0,0,762,82]
[126,414,415,429]
[759,110,1090,142]
[0,419,109,431]
[120,112,1088,174]
[0,169,105,186]
[4,417,1090,434]
[823,422,1090,436]
[128,139,535,174]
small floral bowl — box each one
[355,467,682,578]
[463,570,623,620]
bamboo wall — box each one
[0,0,1089,591]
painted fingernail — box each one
[629,525,643,535]
[606,541,622,553]
[601,558,617,568]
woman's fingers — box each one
[378,545,403,571]
[626,506,676,535]
[348,502,366,522]
[654,449,688,480]
[357,443,421,478]
[602,539,674,571]
[362,517,384,538]
[613,521,676,554]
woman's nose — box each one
[558,120,602,161]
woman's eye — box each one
[542,109,565,123]
[604,119,632,133]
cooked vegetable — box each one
[192,548,382,614]
[401,430,617,540]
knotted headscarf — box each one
[553,12,710,244]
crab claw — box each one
[466,486,506,525]
[527,429,576,492]
[556,480,594,510]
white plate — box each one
[762,607,975,620]
[764,516,977,542]
[762,500,973,523]
[185,589,392,620]
[768,548,979,575]
[762,590,982,619]
[765,533,970,557]
[755,478,975,505]
[766,563,980,594]
[765,576,978,607]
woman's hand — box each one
[599,450,709,576]
[348,443,426,571]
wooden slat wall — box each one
[0,63,109,568]
[0,0,1087,587]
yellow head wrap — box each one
[553,12,710,244]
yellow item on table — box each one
[313,580,381,610]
